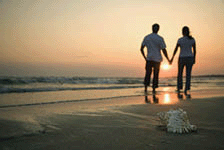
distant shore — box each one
[161,74,224,79]
[0,74,224,79]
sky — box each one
[0,0,224,77]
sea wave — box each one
[0,76,143,85]
[0,76,145,94]
[0,85,144,94]
[0,75,223,94]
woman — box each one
[170,26,196,95]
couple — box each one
[140,23,196,95]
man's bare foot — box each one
[176,89,181,93]
[153,88,156,93]
[144,85,148,93]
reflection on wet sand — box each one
[145,94,159,104]
[178,92,192,99]
[145,92,192,104]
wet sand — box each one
[0,91,224,150]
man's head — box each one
[152,23,160,33]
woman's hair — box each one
[182,26,193,39]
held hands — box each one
[168,57,174,65]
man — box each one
[140,23,170,93]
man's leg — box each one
[153,61,161,92]
[144,61,152,92]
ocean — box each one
[0,75,224,107]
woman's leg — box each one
[185,63,193,91]
[177,62,184,91]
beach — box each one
[1,0,224,149]
[0,87,224,150]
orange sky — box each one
[0,0,224,77]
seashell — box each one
[157,108,197,134]
[173,128,176,133]
[179,128,183,134]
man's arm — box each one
[162,48,170,62]
[140,45,147,61]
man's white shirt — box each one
[141,33,166,62]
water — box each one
[0,75,223,107]
[0,75,224,142]
[0,77,144,93]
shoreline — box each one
[0,87,223,108]
[0,90,224,149]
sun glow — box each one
[162,64,171,70]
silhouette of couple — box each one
[140,24,196,95]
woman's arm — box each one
[170,43,180,64]
[193,42,196,64]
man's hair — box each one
[152,24,160,33]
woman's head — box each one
[182,26,193,39]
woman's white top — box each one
[178,36,195,57]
